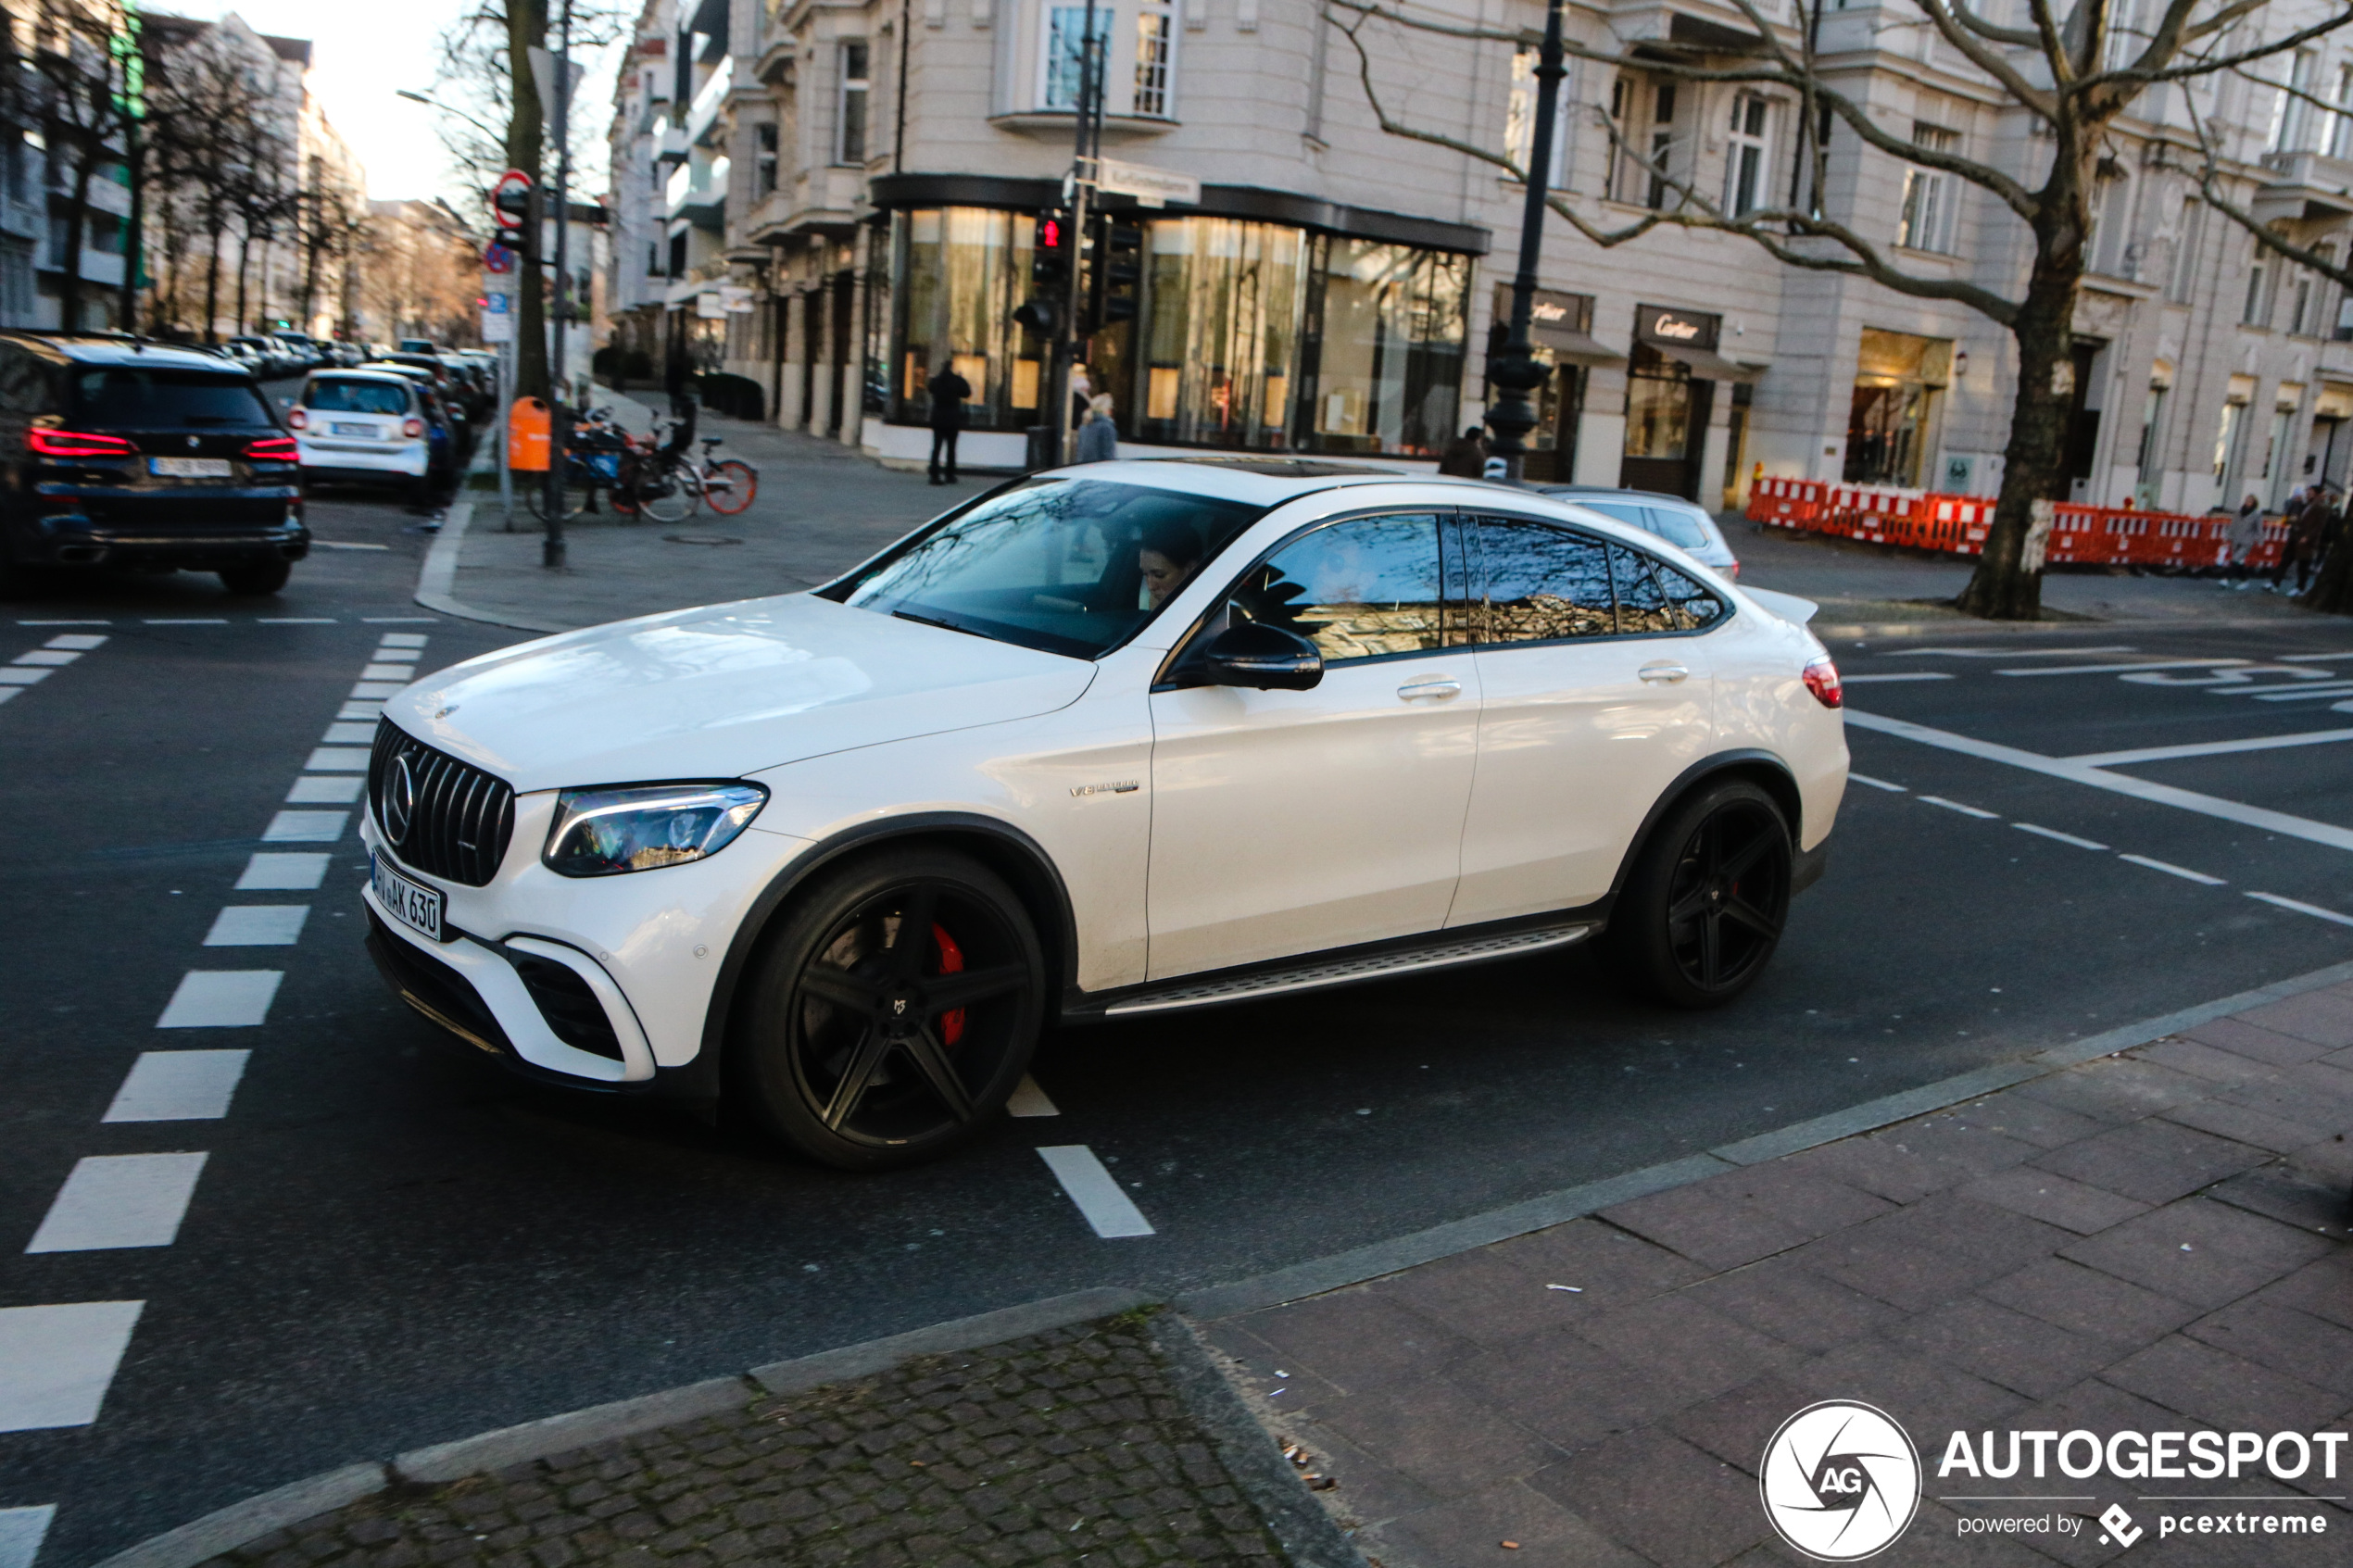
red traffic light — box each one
[1038,214,1063,251]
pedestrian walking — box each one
[2224,494,2264,587]
[926,360,971,484]
[2273,485,2330,593]
[1439,425,1489,477]
[1076,394,1118,462]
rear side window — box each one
[1477,518,1616,642]
[70,369,271,428]
[305,379,409,415]
[1655,560,1729,630]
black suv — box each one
[0,333,307,596]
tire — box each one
[702,459,757,516]
[1605,779,1793,1009]
[630,456,698,523]
[731,847,1046,1170]
[218,558,291,596]
[522,469,592,522]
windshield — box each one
[71,369,272,427]
[304,379,410,415]
[836,478,1270,658]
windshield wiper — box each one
[893,608,988,640]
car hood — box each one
[383,594,1097,793]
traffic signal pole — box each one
[1051,0,1100,469]
[544,0,574,570]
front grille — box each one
[368,719,516,886]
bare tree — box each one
[20,0,141,330]
[1332,0,2353,620]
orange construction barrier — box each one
[508,397,550,472]
[1739,477,2275,570]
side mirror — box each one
[1182,620,1323,691]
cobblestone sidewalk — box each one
[202,1315,1299,1568]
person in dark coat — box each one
[2282,487,2338,594]
[926,361,972,484]
[1439,425,1489,478]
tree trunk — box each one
[59,158,94,331]
[202,215,223,344]
[234,228,250,332]
[506,0,551,402]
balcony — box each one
[685,56,733,148]
[2253,148,2353,225]
[666,155,728,229]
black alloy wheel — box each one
[736,848,1045,1170]
[1608,779,1793,1009]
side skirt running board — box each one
[1099,922,1598,1018]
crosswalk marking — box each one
[1037,1146,1154,1238]
[202,907,309,947]
[305,746,371,771]
[104,1051,250,1123]
[263,809,346,843]
[236,852,331,891]
[27,1155,208,1253]
[285,775,363,804]
[0,1505,57,1568]
[157,972,282,1028]
[0,1302,145,1431]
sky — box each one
[159,2,622,207]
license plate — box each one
[329,422,374,436]
[149,456,232,477]
[371,850,447,942]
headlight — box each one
[542,782,768,877]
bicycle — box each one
[522,410,644,522]
[629,432,760,522]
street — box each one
[1,486,2349,1562]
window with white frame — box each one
[756,122,778,193]
[1505,48,1571,186]
[2167,194,2204,302]
[2103,0,2143,71]
[2270,50,2317,153]
[2090,173,2137,279]
[1042,5,1112,110]
[1133,1,1174,118]
[1645,82,1679,209]
[837,43,870,164]
[1723,94,1771,217]
[2245,243,2272,326]
[2333,62,2353,158]
[1896,123,1959,253]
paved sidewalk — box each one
[1202,982,2353,1567]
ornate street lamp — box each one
[1483,0,1567,481]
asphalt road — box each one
[3,505,2351,1563]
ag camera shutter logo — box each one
[1760,1400,1921,1561]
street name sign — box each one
[1096,158,1200,208]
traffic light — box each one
[1013,209,1069,337]
[1081,215,1143,336]
[1012,296,1058,336]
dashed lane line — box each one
[1918,796,2000,820]
[237,852,331,890]
[2246,892,2353,929]
[286,775,364,804]
[1842,672,1954,684]
[1897,646,2139,659]
[156,972,283,1029]
[1036,1146,1155,1238]
[202,906,309,947]
[1994,659,2251,677]
[2066,729,2353,767]
[25,1154,209,1253]
[0,1507,55,1568]
[0,1301,145,1431]
[102,1051,249,1123]
[1846,773,1907,792]
[2116,854,2228,886]
[2013,822,2109,851]
[1843,709,2353,853]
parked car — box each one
[1532,484,1742,578]
[396,338,440,356]
[289,368,435,504]
[271,332,329,370]
[371,364,463,484]
[0,333,306,596]
[358,461,1845,1169]
[330,341,365,368]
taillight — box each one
[1726,559,1740,579]
[246,435,298,460]
[28,427,134,458]
[287,408,308,430]
[402,417,424,437]
[1802,654,1843,709]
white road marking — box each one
[17,619,108,625]
[143,618,226,625]
[376,633,429,647]
[27,1154,208,1252]
[263,809,346,843]
[336,702,383,721]
[157,972,282,1028]
[1995,659,2249,677]
[2249,684,2353,701]
[362,617,438,624]
[285,775,363,804]
[2118,854,2227,886]
[43,634,105,650]
[2246,891,2353,928]
[258,617,337,624]
[1844,710,2353,852]
[1007,1074,1061,1117]
[2067,729,2353,766]
[0,1505,56,1568]
[1897,646,2136,658]
[1919,796,2000,819]
[0,1301,144,1431]
[2279,651,2353,660]
[0,689,16,706]
[1847,773,1907,792]
[203,906,309,947]
[0,669,48,684]
[1841,672,1955,684]
[349,681,405,699]
[11,650,78,667]
[237,852,330,890]
[321,722,375,744]
[304,746,371,771]
[358,663,416,681]
[2013,822,2109,850]
[1036,1146,1155,1237]
[104,1051,249,1122]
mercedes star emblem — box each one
[384,754,418,847]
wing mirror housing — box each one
[1178,620,1324,691]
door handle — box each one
[1397,677,1462,701]
[1639,662,1691,684]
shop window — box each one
[1042,5,1112,110]
[837,44,869,164]
[1305,238,1467,457]
[891,207,1038,432]
[756,123,778,194]
[1723,94,1771,218]
[1137,217,1307,447]
[1896,124,1958,254]
[1845,327,1952,487]
[1133,2,1175,118]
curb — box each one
[411,479,573,636]
[1175,951,2353,1320]
[89,1286,1152,1568]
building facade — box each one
[607,0,2353,511]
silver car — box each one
[1536,485,1741,579]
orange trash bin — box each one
[508,397,550,472]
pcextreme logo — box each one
[1760,1400,1923,1562]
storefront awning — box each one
[1531,323,1626,365]
[1654,343,1766,382]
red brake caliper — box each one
[932,923,965,1046]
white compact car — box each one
[359,461,1848,1169]
[290,370,430,497]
